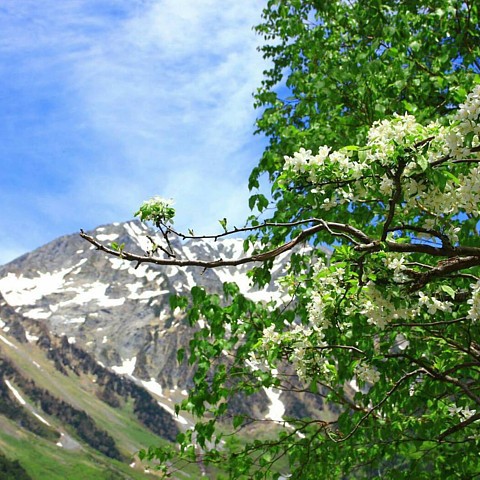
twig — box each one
[439,412,480,441]
[331,369,426,443]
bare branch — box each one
[429,145,480,168]
[166,218,320,241]
[332,369,427,443]
[395,353,480,404]
[439,412,480,441]
[312,344,365,355]
[409,256,480,290]
[80,220,373,269]
[381,161,405,241]
[387,224,453,250]
[390,318,470,328]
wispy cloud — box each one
[0,0,267,264]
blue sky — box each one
[0,0,268,264]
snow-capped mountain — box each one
[0,222,276,383]
[0,221,327,424]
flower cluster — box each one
[447,404,477,420]
[259,259,344,382]
[360,282,408,330]
[283,145,366,185]
[467,281,480,322]
[135,196,175,225]
[446,84,480,160]
[452,167,480,217]
[383,253,408,282]
[282,86,480,223]
[283,146,331,173]
[417,292,453,316]
[366,113,425,165]
[354,361,380,386]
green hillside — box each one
[0,327,203,479]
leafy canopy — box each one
[82,83,480,479]
[251,0,480,245]
[82,1,480,478]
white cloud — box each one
[0,0,268,263]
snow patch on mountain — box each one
[126,282,167,300]
[157,401,189,426]
[0,335,17,349]
[24,308,52,320]
[33,412,51,426]
[25,331,39,342]
[108,257,130,271]
[124,221,151,252]
[183,270,197,291]
[64,317,86,325]
[5,380,26,405]
[0,258,90,306]
[263,387,285,423]
[0,270,70,306]
[111,356,137,376]
[141,378,164,398]
[96,233,119,242]
[58,281,125,308]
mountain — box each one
[0,297,189,479]
[0,221,282,390]
[0,221,332,477]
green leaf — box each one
[440,285,455,299]
[219,217,228,232]
[417,156,428,171]
[233,415,244,429]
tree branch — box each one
[80,220,373,269]
[438,412,480,441]
[332,369,426,443]
[381,159,406,241]
[409,256,480,290]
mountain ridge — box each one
[0,221,282,390]
[0,221,333,467]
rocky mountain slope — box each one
[0,298,193,478]
[0,222,332,449]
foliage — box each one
[85,84,480,478]
[82,1,480,478]
[251,0,480,247]
[135,197,175,227]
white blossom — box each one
[445,84,480,159]
[383,254,409,282]
[418,292,452,315]
[448,404,477,420]
[467,281,480,322]
[262,324,282,346]
[361,282,399,330]
[354,361,380,385]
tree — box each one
[82,1,480,478]
[82,84,480,477]
[250,0,480,248]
